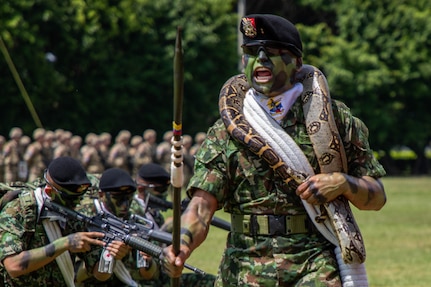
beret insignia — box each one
[242,17,257,38]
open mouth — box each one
[254,68,272,83]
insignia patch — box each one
[242,17,257,38]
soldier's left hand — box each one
[296,172,347,205]
[106,240,132,260]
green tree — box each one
[2,0,431,159]
[0,0,238,139]
[296,0,431,153]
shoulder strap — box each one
[18,188,37,233]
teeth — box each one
[255,69,272,82]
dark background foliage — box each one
[1,0,431,172]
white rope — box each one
[243,92,368,287]
[113,261,138,287]
[35,188,75,287]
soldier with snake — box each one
[163,14,386,286]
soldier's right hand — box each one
[66,231,105,253]
[162,244,189,278]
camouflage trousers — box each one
[215,232,341,287]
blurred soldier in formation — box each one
[3,127,24,183]
[53,130,72,159]
[108,130,132,174]
[98,132,112,169]
[70,135,83,163]
[81,133,105,175]
[190,132,206,156]
[156,130,173,173]
[133,129,158,174]
[129,135,143,177]
[42,130,56,167]
[24,128,46,182]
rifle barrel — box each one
[148,194,231,231]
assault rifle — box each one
[147,194,232,232]
[42,198,205,275]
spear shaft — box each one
[170,26,184,287]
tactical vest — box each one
[0,181,39,247]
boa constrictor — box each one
[218,65,366,265]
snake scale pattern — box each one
[218,65,366,264]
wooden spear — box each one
[170,26,184,287]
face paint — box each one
[243,46,297,97]
[50,190,82,207]
[103,192,134,219]
[44,172,87,207]
[137,183,168,199]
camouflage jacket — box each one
[187,99,386,215]
[0,188,100,286]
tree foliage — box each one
[296,0,431,152]
[1,0,431,155]
[0,0,238,139]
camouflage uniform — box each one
[107,130,132,174]
[187,99,386,287]
[3,137,22,183]
[77,196,215,287]
[24,137,46,183]
[75,198,137,287]
[0,188,100,286]
[128,198,216,287]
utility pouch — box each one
[136,251,149,268]
[98,247,114,273]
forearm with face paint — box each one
[3,236,71,278]
[297,173,386,211]
[340,174,386,210]
[179,189,218,256]
[3,231,105,278]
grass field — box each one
[180,176,431,286]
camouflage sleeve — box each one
[186,119,228,210]
[332,100,386,178]
[0,199,27,264]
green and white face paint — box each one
[103,191,134,219]
[243,46,297,97]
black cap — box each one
[138,163,170,186]
[240,14,303,58]
[99,168,136,192]
[47,156,91,192]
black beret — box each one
[138,163,170,186]
[47,156,91,192]
[99,168,136,192]
[240,14,303,58]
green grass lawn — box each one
[179,176,431,286]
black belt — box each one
[231,214,312,236]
